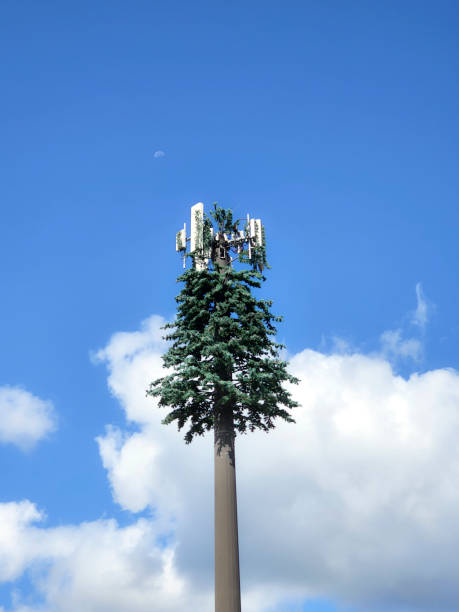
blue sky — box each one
[0,2,458,611]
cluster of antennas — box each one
[175,202,265,271]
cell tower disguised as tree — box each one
[148,202,298,612]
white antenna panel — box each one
[176,224,186,252]
[190,202,204,253]
[191,202,207,270]
[254,219,262,246]
[247,213,252,260]
[249,218,263,247]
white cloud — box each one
[3,313,459,611]
[92,315,167,426]
[0,387,56,450]
[0,500,44,582]
[0,500,210,612]
[92,315,459,611]
[153,150,165,159]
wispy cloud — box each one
[379,283,431,364]
[412,282,428,330]
[380,328,422,362]
[153,150,165,159]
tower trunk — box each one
[213,238,241,611]
[214,405,241,612]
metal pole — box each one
[214,411,241,612]
[213,240,241,612]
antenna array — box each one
[175,202,264,270]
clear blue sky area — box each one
[1,1,458,611]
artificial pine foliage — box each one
[148,206,299,443]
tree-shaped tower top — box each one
[150,202,298,444]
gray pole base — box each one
[214,425,241,612]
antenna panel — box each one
[176,224,186,252]
[190,202,207,270]
[254,219,262,246]
[249,218,263,246]
[190,202,204,253]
